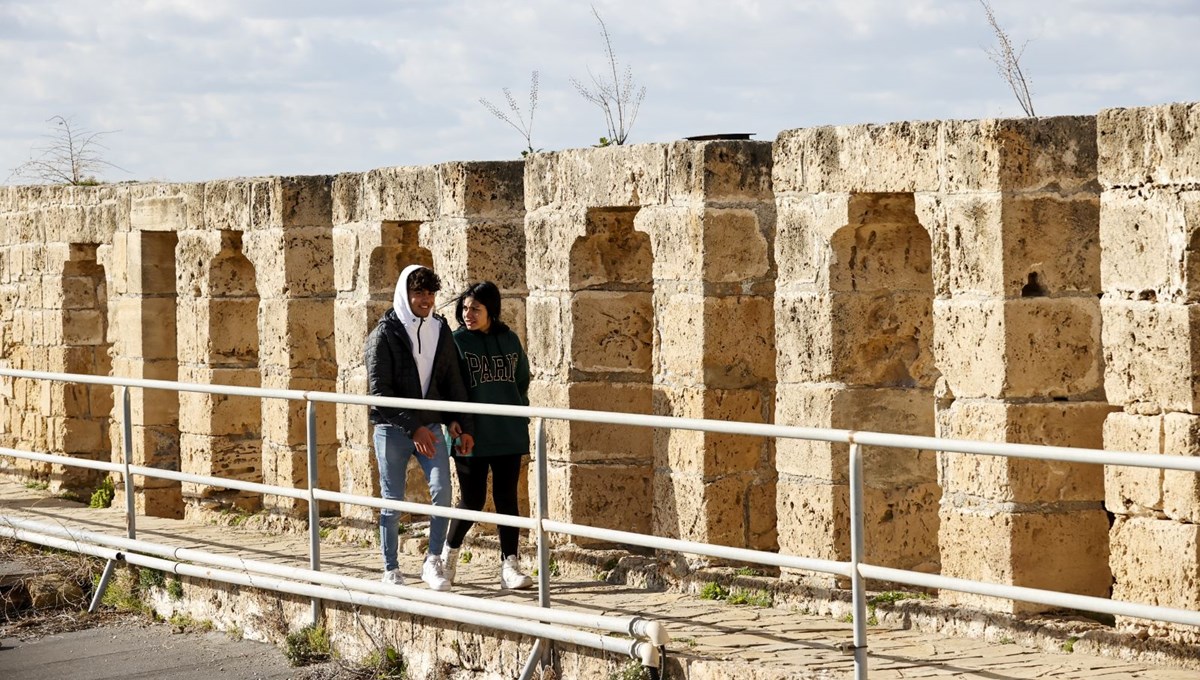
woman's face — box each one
[463,296,491,332]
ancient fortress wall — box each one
[1,102,1199,638]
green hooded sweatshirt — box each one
[452,325,530,457]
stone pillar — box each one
[240,176,339,515]
[931,117,1110,613]
[177,221,262,514]
[40,242,113,497]
[332,166,437,523]
[649,141,777,550]
[525,146,665,543]
[773,124,942,585]
[1099,102,1200,642]
[108,185,194,518]
[525,143,776,549]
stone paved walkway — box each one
[1,478,1195,679]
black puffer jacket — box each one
[365,309,474,437]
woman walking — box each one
[444,281,533,589]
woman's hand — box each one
[458,433,475,456]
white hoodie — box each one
[393,264,442,397]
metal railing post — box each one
[534,417,550,609]
[92,385,136,612]
[122,385,135,540]
[518,416,550,679]
[306,399,322,624]
[849,440,868,680]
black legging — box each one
[446,454,524,558]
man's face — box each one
[408,287,435,318]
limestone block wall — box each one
[330,161,525,525]
[5,104,1200,642]
[524,141,778,550]
[0,186,120,499]
[1098,102,1200,641]
[772,118,1111,607]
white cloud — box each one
[2,0,1199,183]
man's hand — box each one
[448,421,463,439]
[412,426,437,458]
[458,433,475,456]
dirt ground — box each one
[0,537,360,679]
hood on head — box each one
[393,264,423,321]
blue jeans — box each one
[373,423,451,571]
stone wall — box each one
[1,102,1199,641]
[1099,102,1200,642]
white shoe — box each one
[422,555,452,592]
[382,569,404,586]
[500,555,533,590]
[441,547,460,585]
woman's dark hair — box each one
[455,281,508,333]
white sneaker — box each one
[422,555,452,592]
[382,569,404,586]
[500,555,533,590]
[441,547,460,585]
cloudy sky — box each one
[2,0,1198,184]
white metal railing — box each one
[2,368,1200,680]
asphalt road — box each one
[0,624,327,680]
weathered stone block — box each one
[524,209,585,292]
[774,121,941,194]
[777,474,939,580]
[775,193,852,289]
[204,180,253,232]
[655,386,768,476]
[831,291,936,388]
[436,161,524,218]
[257,299,337,377]
[130,196,188,232]
[1103,411,1164,516]
[938,400,1110,503]
[569,290,652,376]
[1100,189,1200,302]
[774,291,832,384]
[776,475,844,584]
[360,166,439,223]
[703,295,775,389]
[524,295,566,381]
[942,116,1098,194]
[1110,516,1200,615]
[667,140,773,202]
[337,445,378,523]
[62,309,105,346]
[180,433,262,485]
[208,298,260,366]
[1099,103,1200,188]
[563,381,653,464]
[939,507,1110,613]
[546,461,652,542]
[548,144,669,208]
[776,385,936,483]
[1163,411,1200,524]
[1102,300,1200,412]
[653,470,751,546]
[935,297,1102,399]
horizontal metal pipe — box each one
[859,565,1200,628]
[1,447,122,473]
[1,516,657,640]
[314,489,539,530]
[1,524,656,665]
[2,367,1194,471]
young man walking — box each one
[365,264,474,591]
